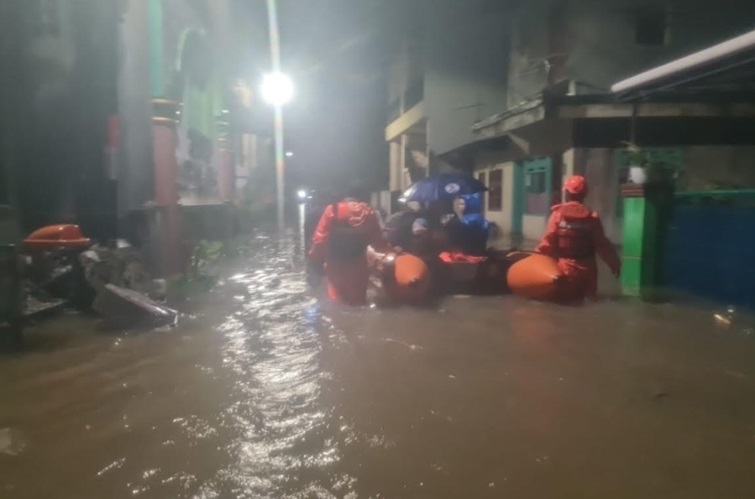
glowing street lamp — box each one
[260,71,294,231]
[264,0,290,232]
[260,72,294,107]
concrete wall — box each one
[507,0,552,107]
[0,1,28,215]
[508,0,755,102]
[424,4,509,156]
[118,0,155,214]
[574,148,623,243]
[680,146,755,191]
[386,39,426,197]
[386,41,424,109]
[474,120,577,242]
[521,216,545,242]
[1,1,119,233]
[389,142,402,192]
[501,163,515,233]
[566,0,755,89]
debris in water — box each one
[714,305,737,329]
[96,458,126,476]
[0,428,26,456]
[714,314,731,327]
[93,284,178,330]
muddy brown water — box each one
[2,235,755,498]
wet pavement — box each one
[2,234,755,498]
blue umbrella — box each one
[402,173,487,204]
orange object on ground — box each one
[23,224,91,251]
[309,199,390,306]
[368,249,431,304]
[391,253,431,303]
[506,253,563,301]
[535,199,621,303]
[439,251,487,264]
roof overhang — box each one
[437,135,511,170]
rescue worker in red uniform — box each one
[535,175,621,303]
[308,185,390,306]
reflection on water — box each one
[2,234,755,498]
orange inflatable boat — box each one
[368,248,431,305]
[505,252,562,301]
[23,224,91,251]
[439,250,564,302]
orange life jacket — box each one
[326,200,371,262]
[554,203,596,260]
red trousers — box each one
[556,258,598,304]
[324,259,370,306]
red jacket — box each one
[309,200,388,262]
[536,201,620,274]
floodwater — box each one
[2,234,755,499]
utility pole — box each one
[266,0,286,232]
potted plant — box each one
[621,142,681,187]
[621,142,648,185]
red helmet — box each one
[564,175,588,196]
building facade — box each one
[0,0,120,240]
[468,0,755,242]
[379,0,510,213]
[0,0,272,275]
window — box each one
[488,170,503,211]
[635,6,667,46]
[477,171,488,210]
[525,169,549,214]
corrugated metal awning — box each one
[611,29,755,95]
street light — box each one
[263,0,290,232]
[260,71,293,232]
[260,72,294,107]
